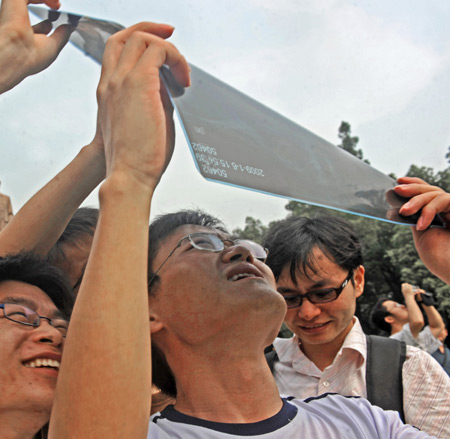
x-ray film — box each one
[29,6,439,226]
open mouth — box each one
[299,322,330,332]
[23,358,61,370]
[229,273,258,281]
[227,264,264,282]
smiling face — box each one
[0,280,65,415]
[149,224,285,351]
[277,247,364,357]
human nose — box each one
[221,243,255,264]
[297,297,321,320]
[31,319,64,347]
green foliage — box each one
[234,123,450,337]
[232,216,267,244]
[406,164,450,192]
[337,121,370,165]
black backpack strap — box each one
[265,349,279,373]
[366,335,406,422]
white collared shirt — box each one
[273,318,450,438]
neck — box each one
[0,407,48,439]
[389,321,404,335]
[299,318,355,371]
[169,347,282,423]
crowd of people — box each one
[1,1,450,438]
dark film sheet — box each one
[29,6,437,226]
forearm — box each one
[0,143,105,256]
[0,31,29,93]
[422,305,445,337]
[49,175,154,439]
[404,295,424,338]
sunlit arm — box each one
[0,142,105,257]
[49,175,154,439]
[47,21,190,439]
[422,302,445,339]
[402,284,424,339]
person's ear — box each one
[353,265,365,299]
[149,312,164,334]
[385,315,395,325]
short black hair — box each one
[48,207,98,264]
[0,252,74,319]
[147,210,227,398]
[369,296,392,334]
[147,209,227,294]
[262,215,363,286]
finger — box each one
[397,176,428,185]
[28,0,61,9]
[394,182,443,199]
[0,0,31,27]
[32,19,53,35]
[399,191,443,216]
[416,193,450,230]
[32,23,73,71]
[134,37,190,88]
[115,21,175,41]
[109,31,157,85]
[97,23,174,97]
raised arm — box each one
[0,136,105,257]
[0,0,73,94]
[0,10,179,259]
[394,176,450,285]
[417,289,446,338]
[48,23,190,439]
[401,283,424,339]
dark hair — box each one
[369,296,392,334]
[147,210,227,398]
[0,252,74,320]
[48,207,99,264]
[147,209,227,294]
[262,215,363,286]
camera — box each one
[412,286,437,306]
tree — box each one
[232,216,267,243]
[337,121,370,164]
[235,125,450,337]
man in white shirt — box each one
[263,215,450,438]
[370,283,444,353]
[44,25,437,438]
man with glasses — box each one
[262,215,450,438]
[0,252,73,439]
[46,25,440,437]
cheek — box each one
[283,309,298,326]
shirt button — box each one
[323,381,330,387]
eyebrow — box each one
[1,296,65,320]
[277,279,336,294]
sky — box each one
[1,0,449,230]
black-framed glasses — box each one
[0,303,69,337]
[280,270,354,309]
[149,232,268,285]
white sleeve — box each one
[402,347,450,438]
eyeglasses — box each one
[0,303,69,337]
[281,270,354,309]
[149,232,268,285]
